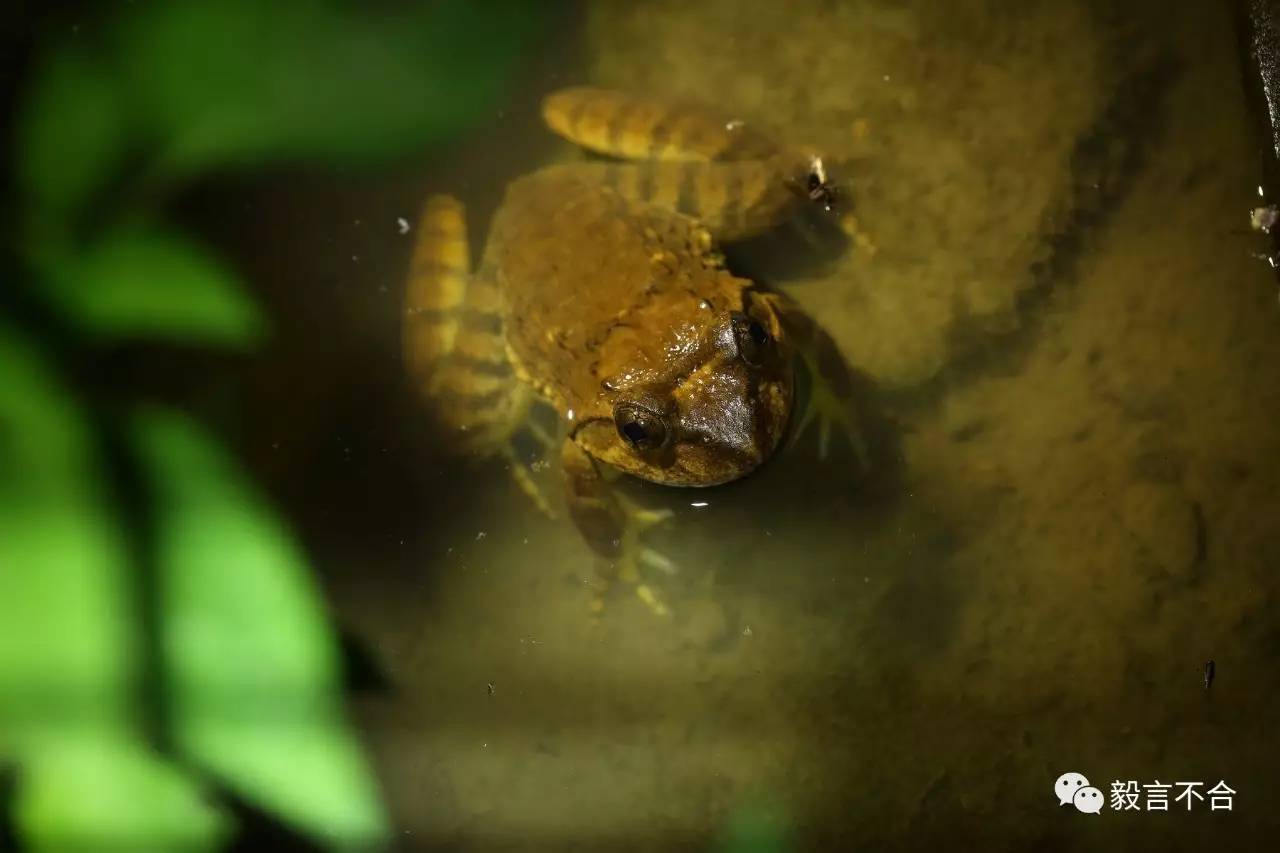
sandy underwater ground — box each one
[282,2,1280,850]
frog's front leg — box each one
[560,438,676,617]
[758,292,870,468]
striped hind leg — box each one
[580,156,811,242]
[403,195,554,516]
[542,88,849,242]
[540,93,814,241]
[541,87,781,163]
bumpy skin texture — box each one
[490,170,792,487]
[404,87,841,611]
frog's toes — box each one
[838,213,878,259]
[624,498,674,536]
[613,493,677,615]
[501,444,556,519]
[790,374,869,469]
[634,583,670,618]
[639,545,678,576]
[588,580,670,619]
[523,417,558,454]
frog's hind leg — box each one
[541,88,823,242]
[538,156,801,244]
[541,87,779,163]
[403,195,553,516]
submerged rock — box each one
[1119,480,1202,582]
[583,1,1172,389]
[583,0,1102,386]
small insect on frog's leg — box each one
[403,195,553,516]
[756,291,870,469]
[560,438,675,617]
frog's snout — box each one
[674,371,789,484]
[679,417,768,476]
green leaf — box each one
[15,45,130,228]
[0,321,133,751]
[111,0,545,177]
[715,798,794,853]
[17,736,227,853]
[131,407,388,847]
[44,226,265,348]
[0,322,227,851]
[14,0,544,270]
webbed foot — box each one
[562,439,678,618]
[789,344,869,468]
[756,292,870,470]
[601,492,677,617]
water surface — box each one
[203,2,1280,849]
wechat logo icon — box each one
[1056,772,1104,814]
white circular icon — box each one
[1054,771,1090,806]
[1073,785,1104,814]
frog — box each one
[403,87,862,615]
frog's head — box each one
[574,291,793,487]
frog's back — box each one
[484,168,745,410]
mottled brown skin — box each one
[404,87,850,614]
[490,170,793,489]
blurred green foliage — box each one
[0,320,132,748]
[45,225,264,348]
[17,738,228,852]
[18,0,542,238]
[17,45,128,229]
[0,323,230,851]
[2,0,546,848]
[714,798,794,853]
[134,407,385,844]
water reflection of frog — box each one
[403,88,860,615]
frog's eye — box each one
[613,402,669,451]
[731,312,770,367]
